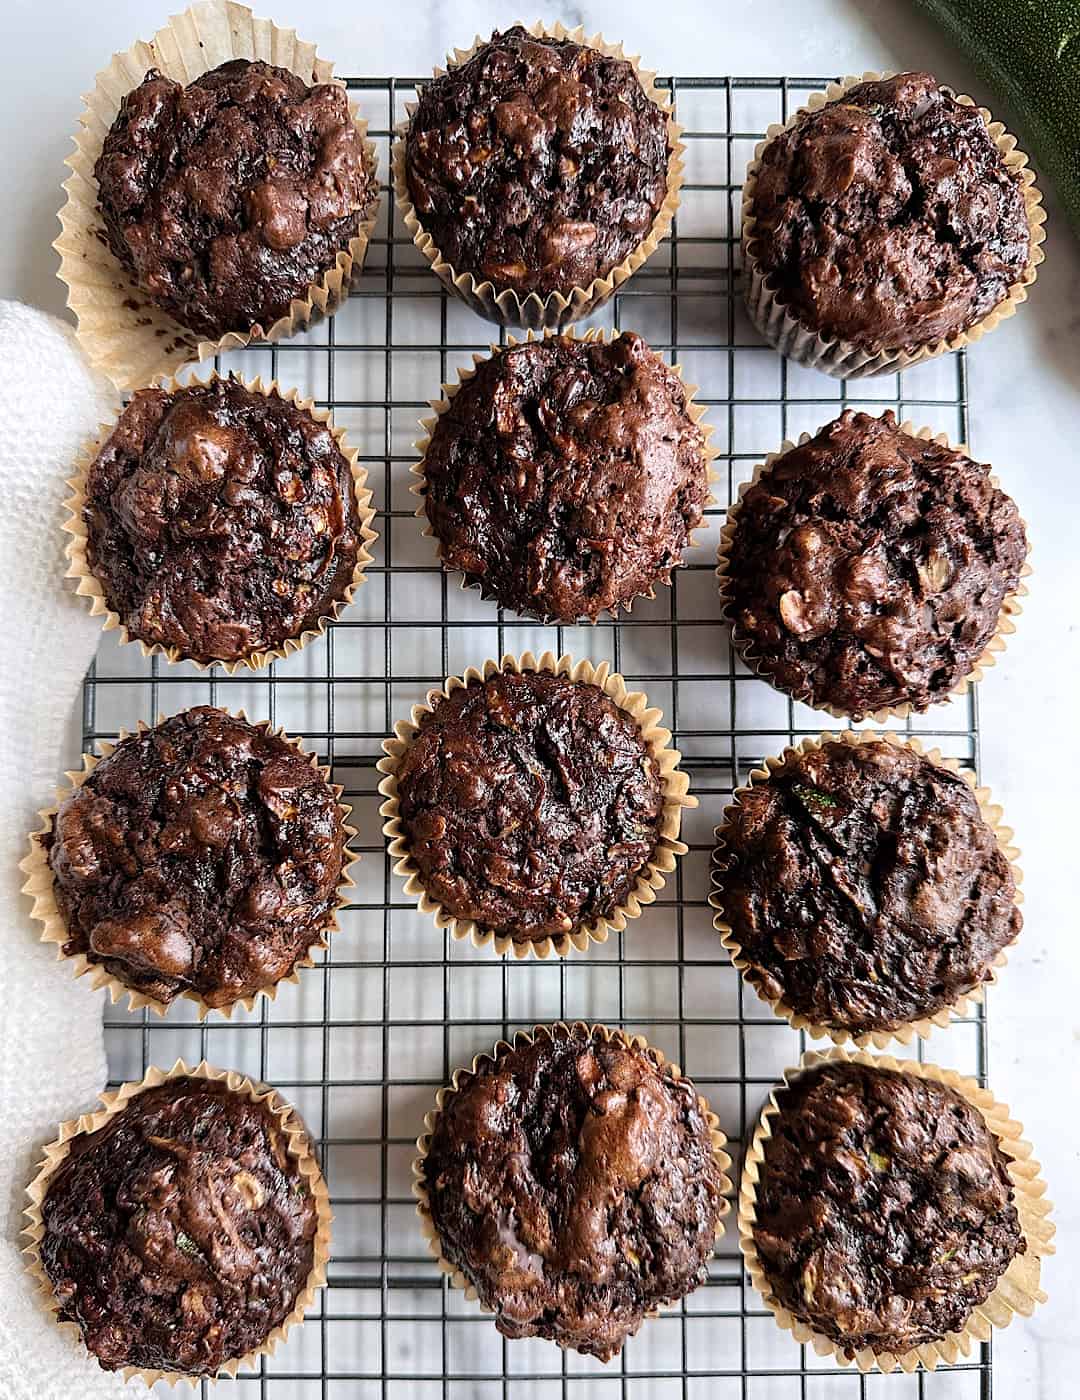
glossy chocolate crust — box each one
[422,333,709,622]
[749,73,1030,351]
[424,1025,725,1358]
[43,707,347,1007]
[405,26,670,298]
[95,59,375,339]
[394,669,664,943]
[723,410,1027,718]
[752,1061,1024,1356]
[714,740,1020,1035]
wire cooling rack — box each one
[86,76,993,1398]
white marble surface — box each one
[2,1,1078,1395]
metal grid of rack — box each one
[88,76,992,1398]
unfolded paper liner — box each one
[19,710,357,1020]
[55,0,381,392]
[62,369,378,674]
[740,72,1046,379]
[716,422,1032,724]
[391,21,685,329]
[709,728,1023,1050]
[412,1021,733,1338]
[411,327,720,622]
[738,1047,1054,1374]
[377,651,695,960]
[22,1058,332,1386]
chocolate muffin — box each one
[713,739,1020,1037]
[421,1024,726,1359]
[421,333,709,622]
[81,376,367,666]
[747,72,1031,352]
[95,58,376,340]
[404,26,672,300]
[37,1076,319,1375]
[721,410,1027,718]
[750,1060,1025,1357]
[42,707,348,1008]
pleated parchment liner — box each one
[23,1059,332,1386]
[20,711,357,1019]
[377,651,695,960]
[63,369,378,674]
[716,423,1032,724]
[740,72,1046,379]
[739,1047,1054,1374]
[392,21,685,329]
[710,728,1023,1050]
[412,1022,733,1329]
[411,328,720,620]
[55,0,381,391]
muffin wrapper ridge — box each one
[19,712,357,1019]
[377,650,696,961]
[55,0,381,391]
[22,1059,332,1386]
[709,729,1024,1050]
[738,1047,1054,1373]
[715,421,1031,723]
[392,21,685,329]
[740,72,1045,379]
[62,369,378,674]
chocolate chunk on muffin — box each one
[421,1024,726,1359]
[42,707,347,1009]
[721,410,1027,718]
[421,333,709,622]
[750,1060,1025,1357]
[95,59,376,340]
[713,739,1020,1036]
[38,1076,318,1375]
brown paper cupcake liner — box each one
[22,1058,332,1385]
[62,369,378,674]
[716,422,1032,724]
[20,711,357,1019]
[738,1047,1054,1373]
[740,72,1046,379]
[55,0,381,391]
[709,728,1023,1049]
[411,327,720,622]
[392,21,684,329]
[377,650,695,960]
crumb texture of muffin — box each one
[424,1025,725,1358]
[752,1061,1025,1356]
[395,670,663,943]
[749,72,1031,350]
[44,707,347,1007]
[95,59,375,339]
[83,376,362,665]
[422,333,708,621]
[405,26,670,298]
[715,740,1020,1034]
[723,410,1027,717]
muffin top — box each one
[95,59,375,340]
[748,72,1031,350]
[714,739,1020,1035]
[424,1025,725,1359]
[83,376,363,665]
[723,410,1027,718]
[394,669,663,943]
[405,25,671,298]
[39,1077,318,1375]
[422,333,709,622]
[44,707,346,1008]
[752,1061,1024,1356]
